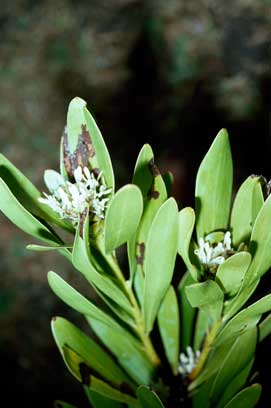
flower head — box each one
[38,166,112,226]
[178,346,201,377]
[194,231,234,273]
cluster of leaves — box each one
[0,97,271,408]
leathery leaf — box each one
[178,207,198,281]
[143,198,179,333]
[105,184,143,253]
[0,177,62,245]
[158,285,180,374]
[137,386,165,408]
[230,175,264,246]
[51,317,134,389]
[195,129,233,240]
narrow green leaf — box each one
[48,271,117,327]
[143,198,179,333]
[27,244,72,251]
[216,359,254,408]
[223,384,261,408]
[222,279,259,321]
[62,346,137,405]
[105,185,143,253]
[54,401,78,408]
[216,252,251,296]
[162,171,174,197]
[87,317,155,385]
[230,176,264,246]
[189,326,255,392]
[48,272,154,385]
[195,129,233,239]
[52,317,133,388]
[0,154,73,232]
[66,97,87,153]
[218,294,271,345]
[177,207,198,281]
[259,312,271,342]
[84,388,124,408]
[210,327,257,404]
[178,271,196,350]
[137,386,164,408]
[0,178,62,245]
[84,104,115,192]
[72,214,133,317]
[244,195,271,285]
[65,97,115,191]
[128,144,167,283]
[193,309,210,351]
[185,280,224,322]
[157,285,180,374]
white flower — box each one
[194,231,234,272]
[178,346,201,377]
[38,166,112,225]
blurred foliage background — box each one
[0,0,270,406]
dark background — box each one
[0,1,270,406]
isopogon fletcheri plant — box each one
[1,97,271,408]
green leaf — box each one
[72,214,133,317]
[215,252,251,296]
[222,279,259,321]
[259,312,271,342]
[65,97,115,191]
[105,185,143,253]
[209,327,257,404]
[128,144,167,283]
[244,195,271,285]
[193,309,210,351]
[84,103,114,192]
[61,346,137,405]
[157,285,180,374]
[48,272,154,385]
[66,97,87,153]
[0,154,73,232]
[52,317,133,388]
[143,198,179,333]
[26,244,72,251]
[162,171,174,197]
[189,326,256,392]
[195,129,233,239]
[137,386,164,408]
[0,177,62,245]
[230,176,264,246]
[48,271,117,327]
[216,359,254,408]
[223,384,261,408]
[185,280,224,322]
[87,317,155,386]
[54,401,78,408]
[84,388,124,408]
[177,207,198,281]
[218,294,271,345]
[178,271,196,350]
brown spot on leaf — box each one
[51,316,57,321]
[136,242,145,265]
[149,158,160,177]
[148,188,160,199]
[63,124,95,179]
[79,362,92,386]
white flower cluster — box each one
[194,231,233,271]
[178,346,201,377]
[38,166,111,225]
